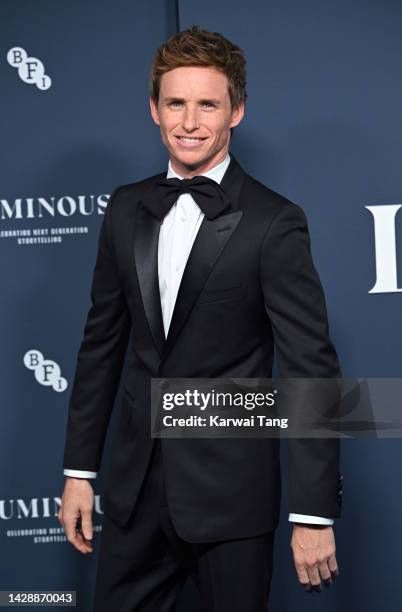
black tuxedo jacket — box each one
[63,153,342,542]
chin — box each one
[173,150,207,169]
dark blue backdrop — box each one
[1,1,401,610]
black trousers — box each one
[93,440,275,612]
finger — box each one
[64,514,92,554]
[294,563,310,589]
[328,554,339,577]
[318,560,332,582]
[306,565,321,590]
[318,561,333,588]
[75,514,93,551]
[80,510,93,541]
[75,529,94,553]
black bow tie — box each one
[142,175,232,221]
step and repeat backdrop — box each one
[1,1,401,611]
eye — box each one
[168,101,182,108]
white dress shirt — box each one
[64,152,334,526]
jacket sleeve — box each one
[260,201,343,518]
[62,186,131,473]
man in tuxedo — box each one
[59,25,342,611]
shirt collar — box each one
[167,152,231,185]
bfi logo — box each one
[23,350,67,392]
[366,205,402,294]
[7,47,52,90]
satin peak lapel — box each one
[134,203,166,357]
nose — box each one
[182,105,199,132]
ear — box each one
[229,102,245,129]
[149,96,160,126]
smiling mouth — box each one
[175,136,207,143]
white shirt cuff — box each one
[63,469,97,479]
[288,513,334,525]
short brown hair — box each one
[149,25,247,111]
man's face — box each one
[150,66,244,177]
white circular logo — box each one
[7,47,52,90]
[23,349,68,392]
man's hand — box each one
[290,524,339,592]
[58,477,94,554]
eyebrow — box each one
[164,97,221,105]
